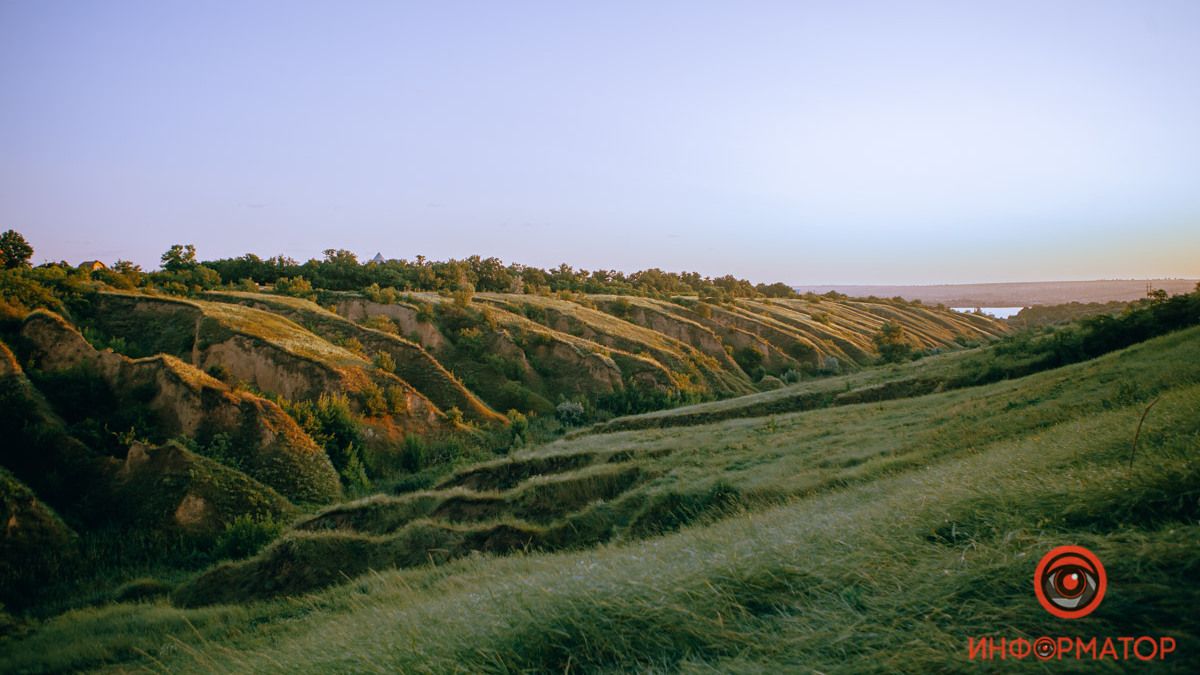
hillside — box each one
[323,290,1003,417]
[78,292,449,437]
[4,263,1196,672]
[3,315,1197,672]
[0,268,1007,613]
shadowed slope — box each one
[20,310,342,504]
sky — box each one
[1,1,1198,285]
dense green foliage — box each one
[10,230,1194,671]
[4,319,1198,672]
[953,287,1200,385]
[282,394,370,492]
[202,248,812,300]
[26,365,162,457]
[1008,299,1131,329]
[0,230,34,270]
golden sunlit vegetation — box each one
[2,235,1197,672]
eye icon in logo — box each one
[1034,545,1106,619]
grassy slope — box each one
[585,346,983,432]
[5,327,1197,672]
[88,291,364,368]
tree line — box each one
[200,248,801,300]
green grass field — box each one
[3,321,1196,672]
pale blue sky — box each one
[2,1,1198,283]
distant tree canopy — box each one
[79,242,921,308]
[160,244,197,272]
[200,250,809,300]
[0,230,34,269]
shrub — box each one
[786,341,816,362]
[386,385,408,414]
[506,408,529,442]
[455,326,485,353]
[415,302,435,323]
[873,322,913,363]
[373,351,396,373]
[362,315,398,334]
[555,400,587,426]
[608,298,633,318]
[195,431,244,471]
[732,347,765,380]
[213,514,285,560]
[284,393,363,475]
[341,337,366,356]
[339,448,372,496]
[275,276,315,300]
[205,364,232,382]
[452,284,474,308]
[361,383,389,417]
[400,434,425,472]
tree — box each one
[873,322,913,363]
[161,244,197,271]
[0,230,33,269]
[757,281,797,298]
[112,259,141,274]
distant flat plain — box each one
[795,279,1198,307]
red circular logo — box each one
[1034,545,1106,619]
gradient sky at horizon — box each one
[2,0,1198,284]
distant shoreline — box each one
[793,279,1198,307]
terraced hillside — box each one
[333,292,686,415]
[325,290,1004,417]
[588,294,1003,374]
[6,320,1196,673]
[79,292,453,439]
[203,291,503,426]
